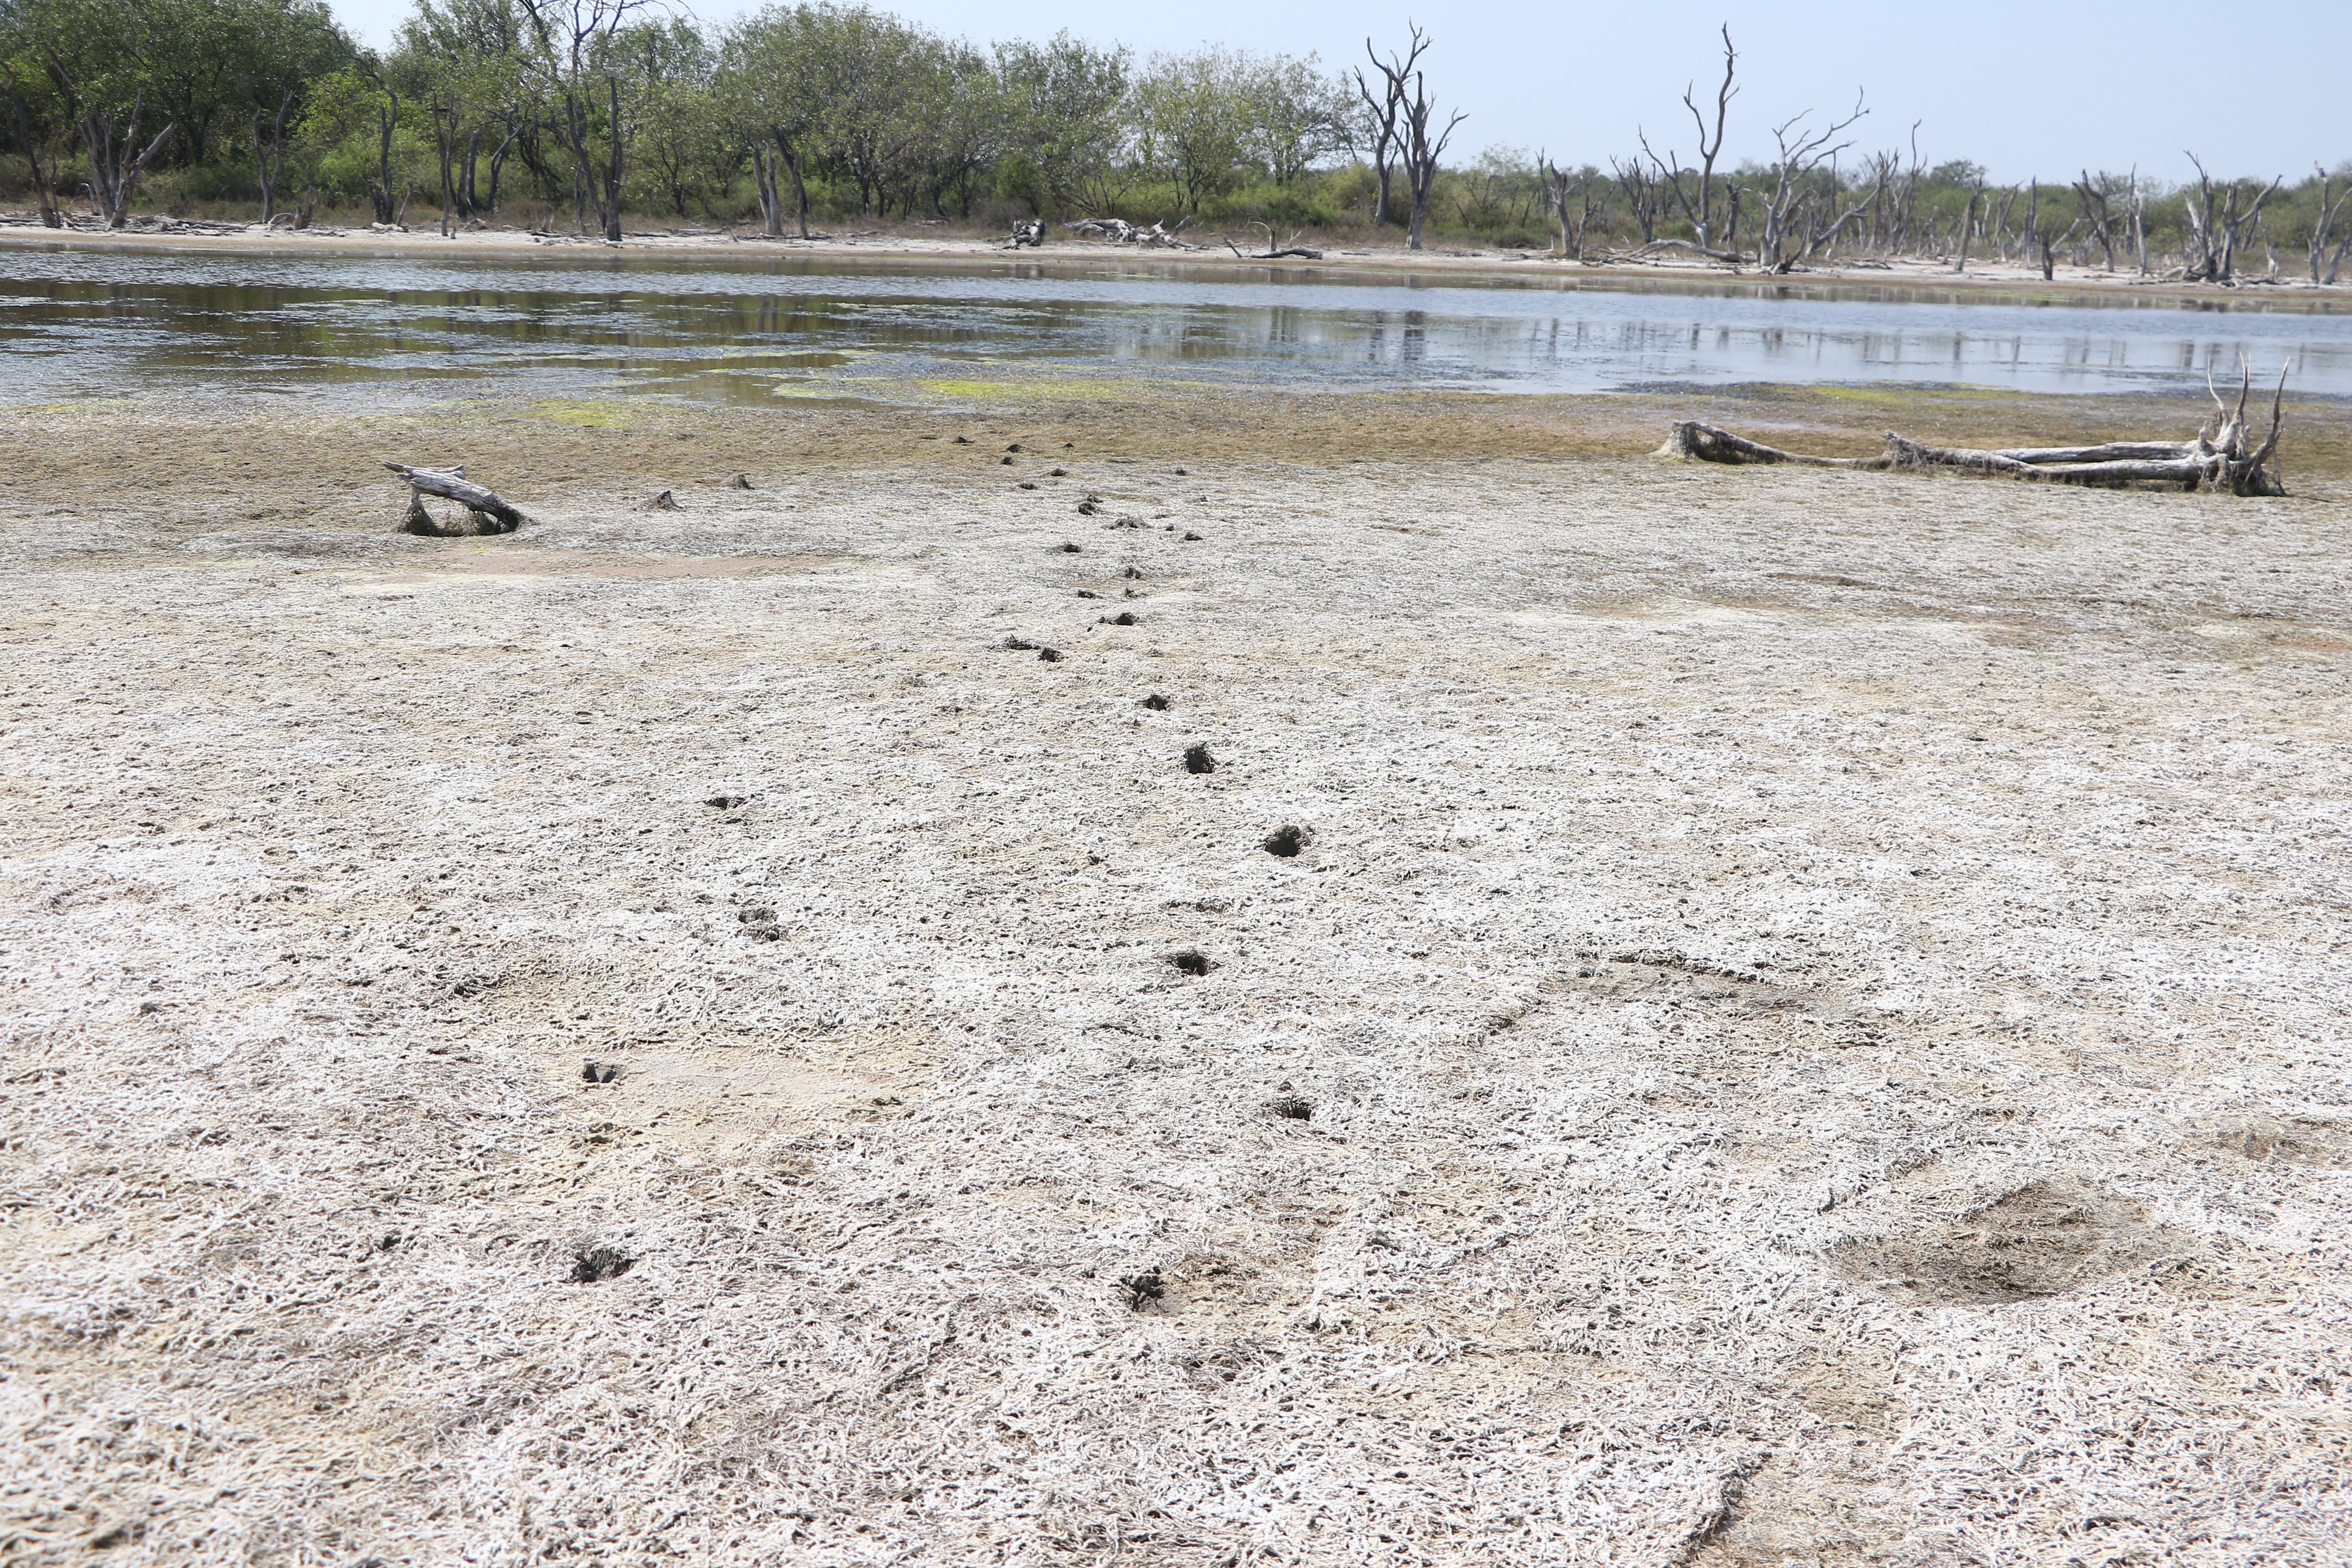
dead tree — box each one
[1362,25,1464,251]
[1644,24,1737,252]
[251,91,299,224]
[2037,216,2085,280]
[386,463,529,535]
[38,52,175,229]
[1951,177,1984,272]
[1755,94,1868,273]
[2072,170,2123,270]
[2127,167,2148,274]
[1858,147,1909,253]
[2182,154,2283,283]
[2307,164,2352,284]
[1882,126,1925,254]
[1539,157,1597,258]
[1611,155,1661,245]
[1782,154,1876,269]
[1349,54,1404,228]
[1657,361,2288,496]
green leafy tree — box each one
[1130,47,1249,213]
[7,0,178,226]
[394,0,535,222]
[716,3,831,237]
[620,16,718,217]
[518,0,662,240]
[0,50,74,224]
[992,31,1126,217]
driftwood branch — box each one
[1065,216,1194,249]
[1655,423,1884,468]
[386,462,527,535]
[1633,238,1750,265]
[1658,370,2288,496]
[1224,220,1323,260]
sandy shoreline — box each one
[5,386,2351,1565]
[7,210,2346,306]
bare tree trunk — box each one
[1351,54,1403,229]
[598,74,625,242]
[1650,25,1735,250]
[751,144,781,236]
[2129,168,2147,274]
[84,101,175,228]
[251,92,294,222]
[769,130,810,238]
[1364,26,1463,251]
[1538,159,1597,259]
[372,90,400,224]
[486,121,518,213]
[2307,166,2351,284]
[2040,217,2083,280]
[4,72,66,227]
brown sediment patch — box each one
[1828,1179,2178,1305]
[2214,1120,2352,1167]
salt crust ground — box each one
[3,430,2351,1566]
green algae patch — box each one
[531,398,641,429]
[918,374,1206,404]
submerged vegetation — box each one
[3,0,2347,279]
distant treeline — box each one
[4,0,2349,280]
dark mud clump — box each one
[1262,824,1310,858]
[572,1247,636,1283]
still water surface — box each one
[4,245,2348,404]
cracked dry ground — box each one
[3,398,2350,1566]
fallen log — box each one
[1634,238,1751,266]
[1658,366,2288,496]
[1225,221,1323,261]
[1654,422,1889,468]
[1882,434,2208,488]
[385,463,527,536]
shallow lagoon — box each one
[4,244,2348,404]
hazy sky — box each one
[332,0,2350,184]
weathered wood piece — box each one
[1660,369,2288,496]
[1654,422,1888,468]
[1225,221,1324,261]
[386,462,527,536]
[1064,217,1194,248]
[1882,435,2207,487]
